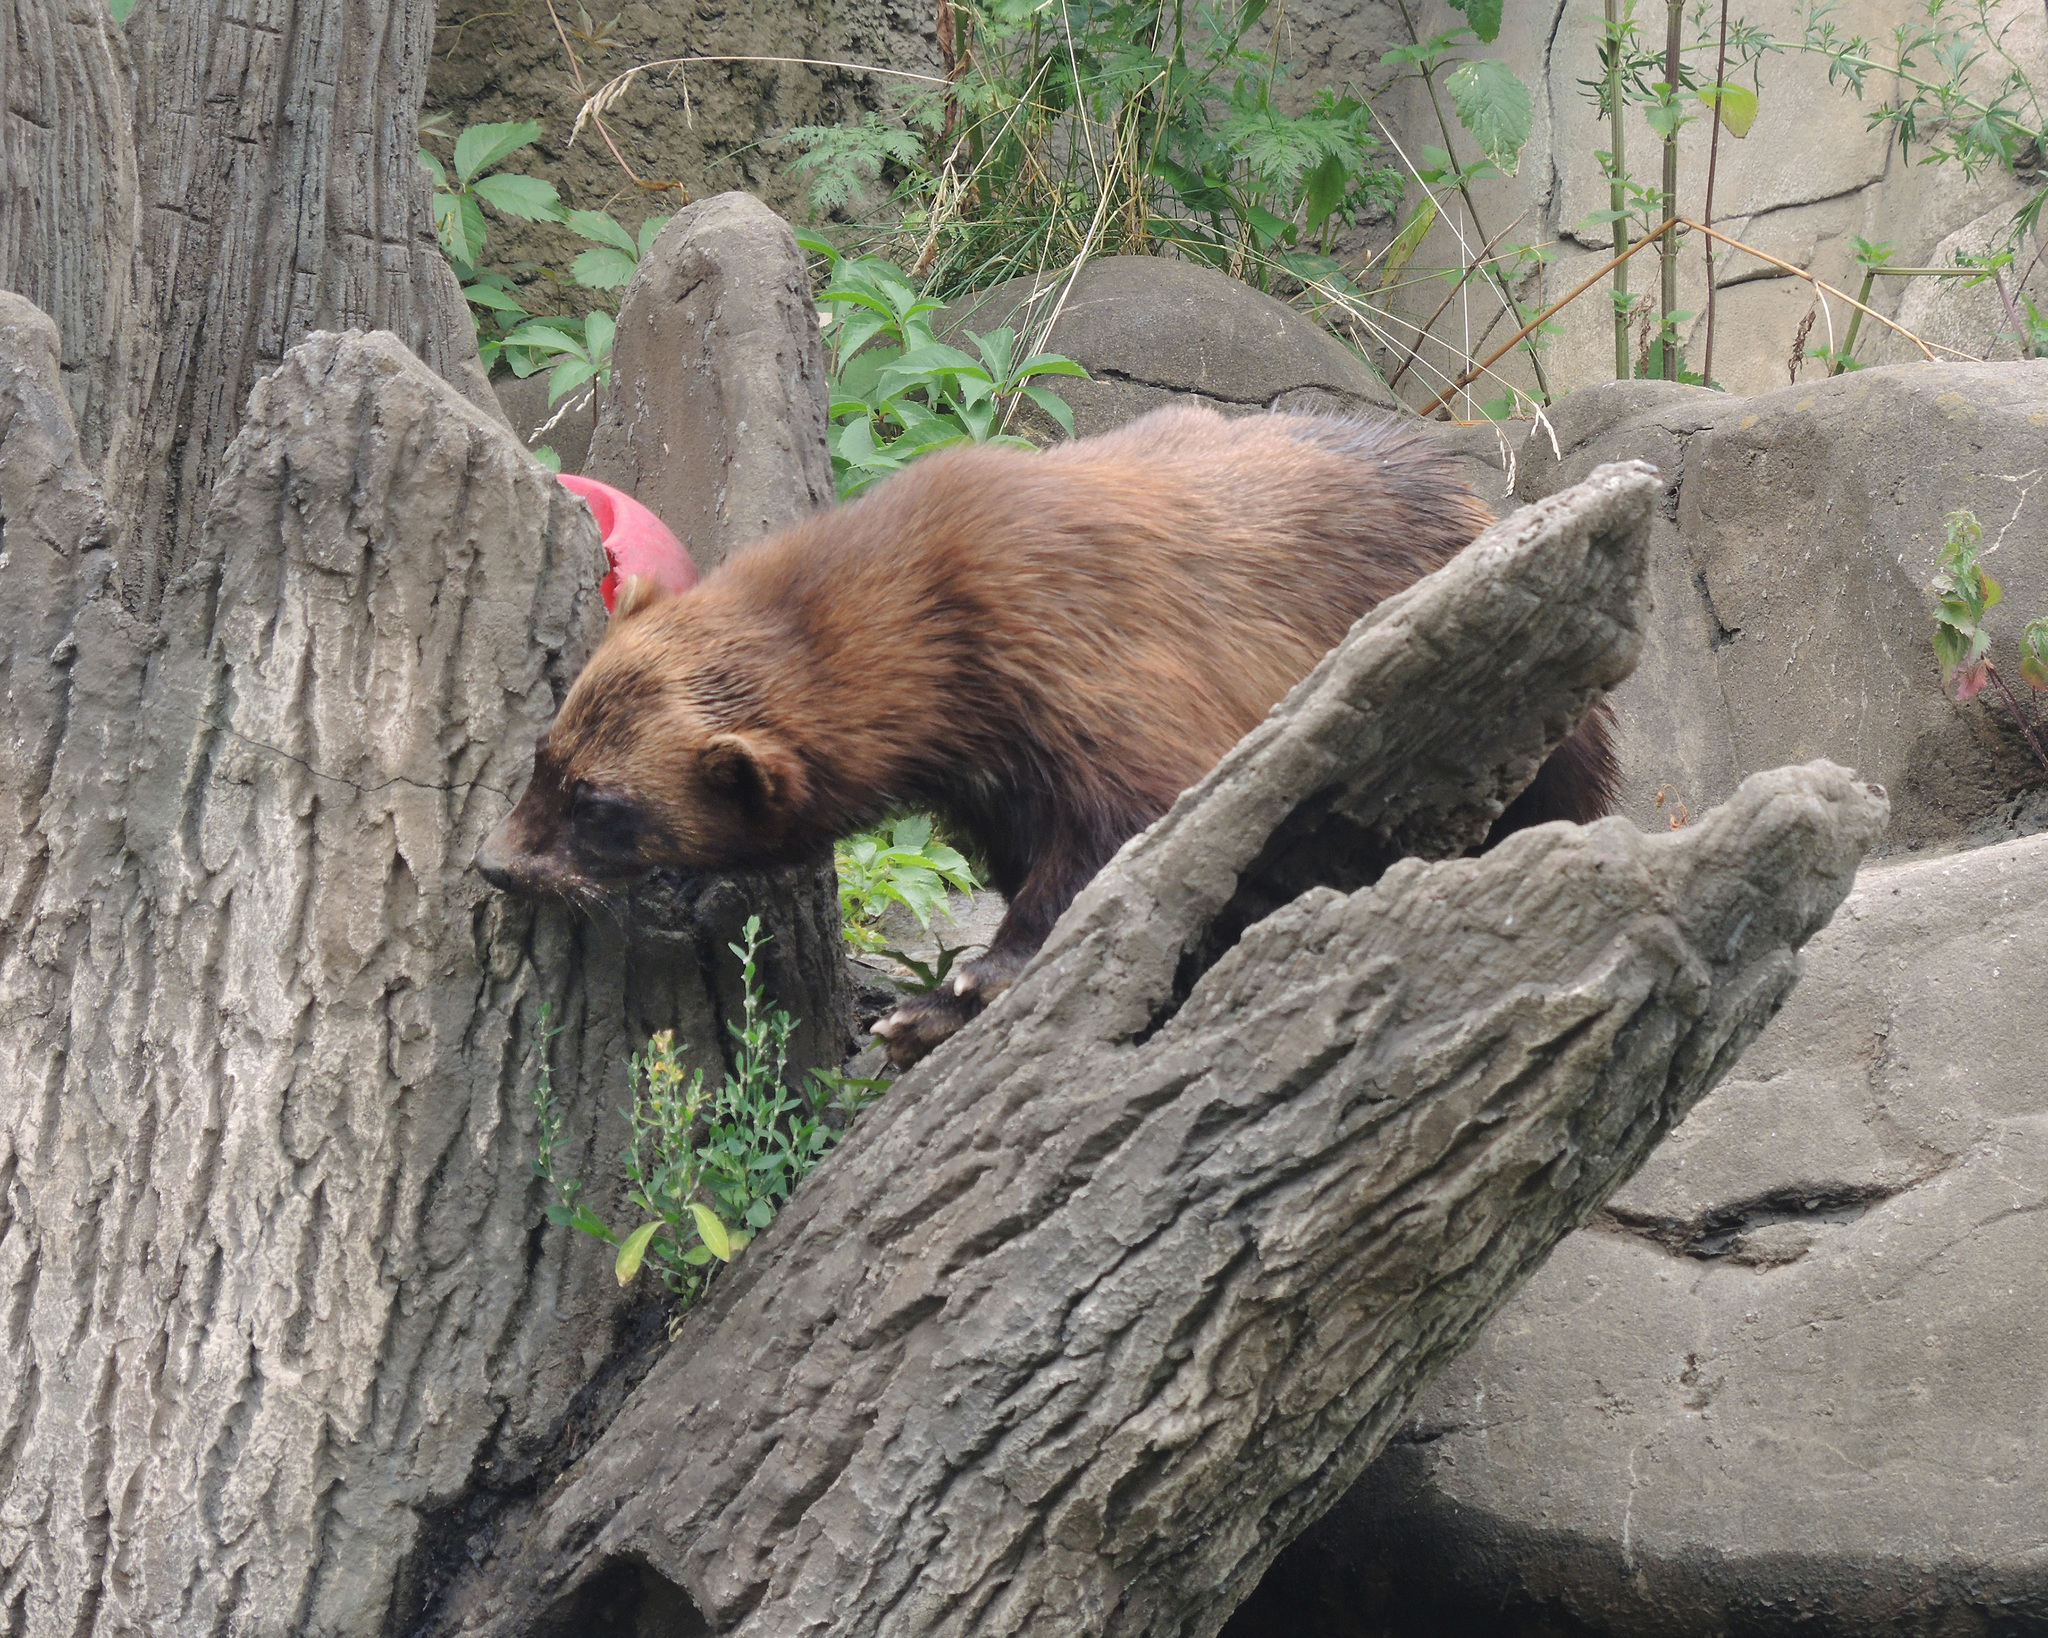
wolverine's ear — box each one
[699,732,809,814]
[611,575,675,621]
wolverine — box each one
[476,404,1617,1065]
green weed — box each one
[418,116,668,403]
[1930,508,2048,770]
[531,919,880,1322]
[802,235,1088,496]
[835,815,981,955]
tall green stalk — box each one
[1605,0,1631,379]
[1660,0,1682,380]
[1395,0,1554,404]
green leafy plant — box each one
[1575,0,1773,382]
[1379,0,1557,397]
[531,919,868,1316]
[419,116,667,399]
[835,813,981,954]
[1795,0,2048,244]
[776,0,1402,310]
[497,308,619,404]
[1930,508,2048,769]
[803,236,1088,496]
[873,943,973,994]
[419,119,565,268]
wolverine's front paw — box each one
[871,984,984,1068]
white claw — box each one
[952,973,973,995]
[872,1013,903,1039]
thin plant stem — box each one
[1605,0,1632,380]
[1990,267,2035,358]
[1701,0,1731,385]
[1830,267,1878,373]
[1984,662,2048,771]
[1386,212,1527,388]
[1660,0,1682,380]
[1681,219,1976,361]
[1393,0,1554,402]
[1420,223,1678,415]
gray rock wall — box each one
[1243,824,2048,1636]
[1335,0,2048,406]
[0,318,659,1635]
[1447,363,2048,852]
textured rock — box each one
[944,255,1400,436]
[430,462,1885,1638]
[579,187,853,1075]
[1238,827,2048,1638]
[588,191,837,575]
[495,370,600,475]
[1445,365,2048,850]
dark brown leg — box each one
[872,824,1115,1068]
[1487,703,1620,840]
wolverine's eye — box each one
[568,782,645,862]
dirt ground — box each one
[423,0,937,312]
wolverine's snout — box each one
[473,820,521,892]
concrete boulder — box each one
[1233,826,2048,1637]
[943,254,1399,436]
[1448,364,2048,852]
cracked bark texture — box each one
[428,463,1888,1638]
[0,312,844,1635]
[0,320,646,1634]
[0,0,498,614]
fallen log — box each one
[429,460,1888,1636]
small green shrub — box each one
[779,0,1405,307]
[835,815,980,954]
[801,235,1088,497]
[1930,508,2048,770]
[531,919,883,1318]
[418,116,667,403]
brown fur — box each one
[477,404,1618,1062]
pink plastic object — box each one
[556,473,699,612]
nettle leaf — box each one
[452,193,490,265]
[1447,0,1503,43]
[1699,82,1759,138]
[1245,203,1295,247]
[470,171,562,221]
[1020,384,1077,436]
[572,245,638,289]
[563,207,638,254]
[547,356,599,405]
[501,320,583,357]
[890,814,933,850]
[688,1202,734,1262]
[1643,97,1688,141]
[454,119,543,184]
[1303,149,1350,232]
[639,215,672,258]
[1446,59,1532,174]
[463,281,527,315]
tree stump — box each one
[425,464,1889,1637]
[0,17,852,1622]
